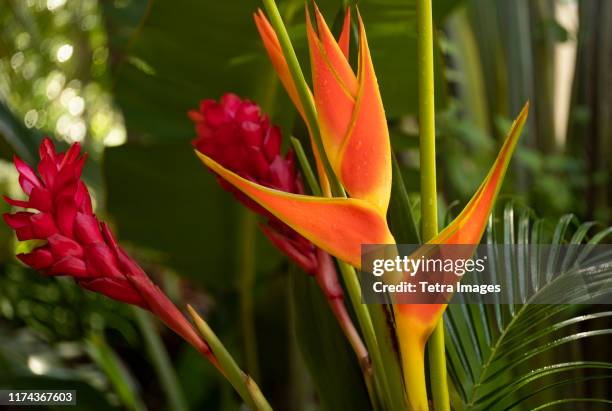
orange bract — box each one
[255,6,392,213]
[394,104,529,410]
[253,9,308,122]
[197,152,395,268]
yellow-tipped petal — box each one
[337,13,392,213]
[393,104,529,410]
[196,151,395,268]
[397,102,529,326]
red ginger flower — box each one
[3,138,213,361]
[190,94,368,363]
[189,93,318,274]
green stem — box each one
[291,136,322,196]
[416,0,450,410]
[428,325,449,410]
[417,0,438,240]
[337,261,398,411]
[260,0,344,197]
[187,306,273,411]
[237,210,260,381]
[133,308,187,411]
[86,333,146,411]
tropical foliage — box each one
[0,0,610,410]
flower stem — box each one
[316,250,370,366]
[237,209,260,381]
[291,136,322,196]
[428,325,449,410]
[133,308,188,411]
[260,0,344,197]
[187,305,273,411]
[416,0,450,410]
[337,261,397,411]
[417,5,437,238]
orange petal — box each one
[196,152,395,268]
[434,102,530,245]
[254,10,308,122]
[254,9,330,195]
[397,102,529,325]
[306,7,356,162]
[337,13,392,213]
[338,7,351,59]
[313,4,357,93]
[394,104,528,410]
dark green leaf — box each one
[290,267,371,411]
[103,141,281,289]
[388,153,420,244]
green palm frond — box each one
[446,202,612,410]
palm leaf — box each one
[446,201,612,410]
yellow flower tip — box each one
[430,103,529,245]
[516,101,530,126]
[195,149,211,167]
[186,304,197,321]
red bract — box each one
[189,93,317,273]
[3,138,213,361]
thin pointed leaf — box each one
[290,268,372,411]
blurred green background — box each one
[0,0,611,410]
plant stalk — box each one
[291,136,322,196]
[237,209,260,381]
[133,308,188,411]
[187,305,273,411]
[416,0,450,410]
[337,261,398,410]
